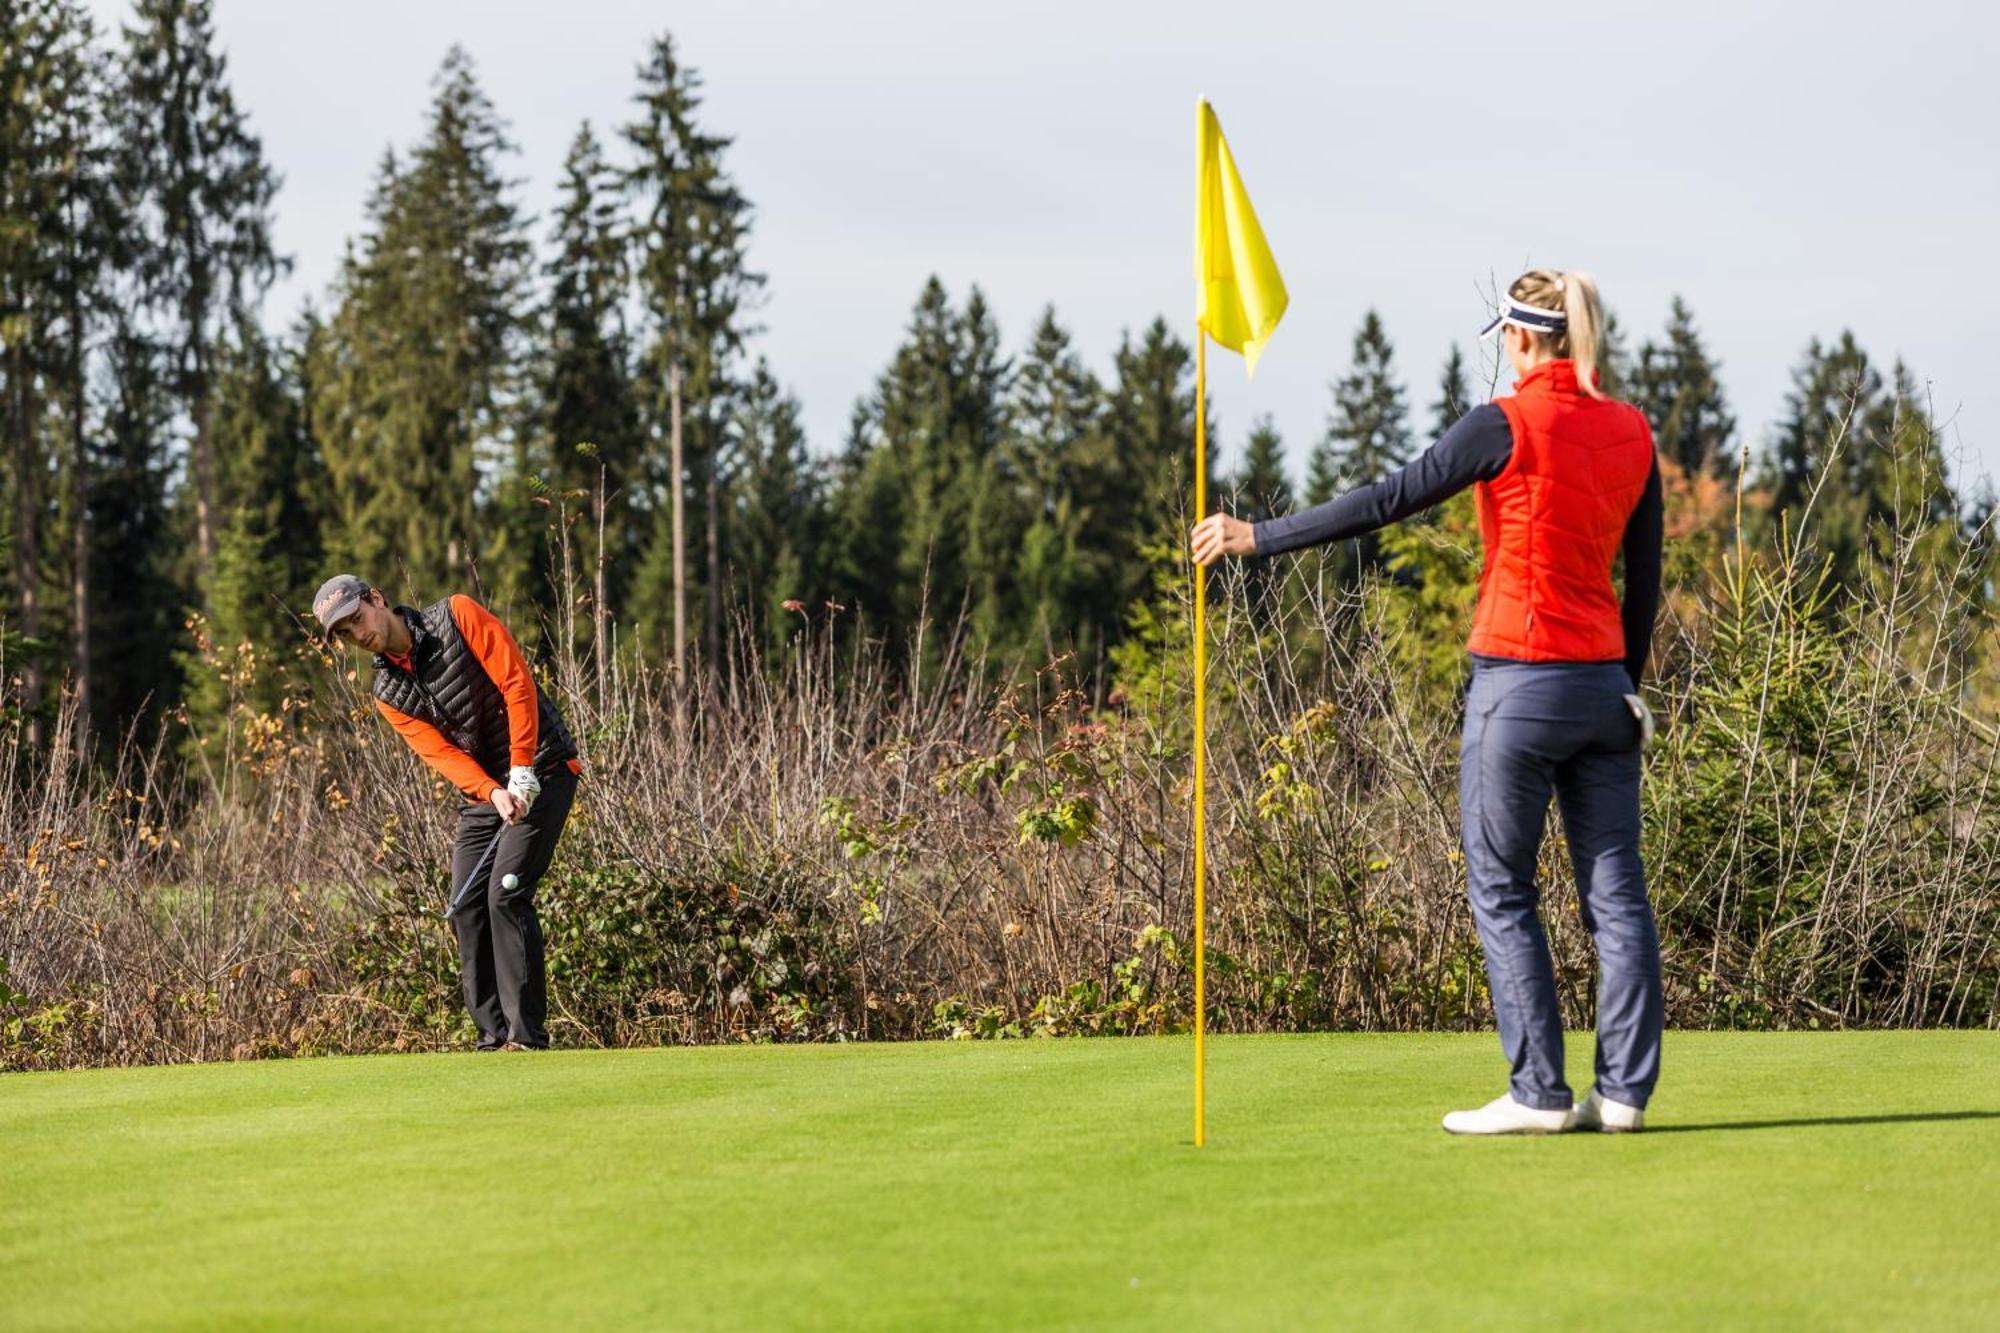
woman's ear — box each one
[1504,324,1548,369]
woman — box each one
[1190,269,1665,1134]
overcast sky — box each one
[91,0,2000,488]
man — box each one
[314,574,581,1051]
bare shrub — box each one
[3,473,1995,1070]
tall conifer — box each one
[1006,307,1112,664]
[1314,310,1411,580]
[1233,416,1291,522]
[1632,298,1735,477]
[623,33,761,672]
[313,49,528,604]
[538,121,640,649]
[119,0,281,585]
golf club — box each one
[444,838,516,920]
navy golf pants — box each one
[1460,660,1664,1110]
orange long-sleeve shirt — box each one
[375,595,580,800]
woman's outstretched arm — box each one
[1249,403,1514,557]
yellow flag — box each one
[1195,99,1288,376]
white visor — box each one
[1479,299,1568,341]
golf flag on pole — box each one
[1190,98,1286,1148]
[1196,99,1289,377]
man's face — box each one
[330,593,394,653]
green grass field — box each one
[4,1032,1995,1330]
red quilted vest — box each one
[1467,360,1655,663]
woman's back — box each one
[1470,359,1655,664]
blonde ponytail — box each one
[1560,271,1606,399]
[1506,268,1610,399]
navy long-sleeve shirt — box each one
[1251,403,1664,688]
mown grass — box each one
[4,1032,1995,1330]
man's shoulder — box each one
[445,594,522,646]
[444,592,495,625]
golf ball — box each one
[501,873,519,889]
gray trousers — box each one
[450,764,578,1049]
[1460,660,1663,1110]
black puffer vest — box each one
[371,599,576,788]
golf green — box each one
[4,1032,1995,1330]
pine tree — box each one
[185,315,322,732]
[1846,361,1959,597]
[1301,437,1340,507]
[1324,310,1412,483]
[1430,342,1472,438]
[313,49,529,606]
[2,0,117,743]
[1632,297,1735,478]
[861,278,962,645]
[952,288,1016,652]
[622,31,762,673]
[538,121,640,659]
[1876,363,1958,534]
[1102,318,1203,624]
[1598,306,1632,398]
[1232,415,1291,522]
[118,0,282,587]
[1757,332,1963,592]
[721,360,818,660]
[88,322,181,734]
[1004,306,1113,664]
[1315,309,1411,579]
[1765,333,1884,526]
[824,401,903,639]
[1760,336,1966,619]
[1227,415,1291,623]
[48,7,121,740]
[816,278,1040,660]
[1865,367,1983,682]
[836,279,1012,657]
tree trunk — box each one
[669,361,685,679]
[593,457,608,712]
[192,387,214,579]
[69,292,90,745]
[187,278,214,590]
[10,345,43,749]
[705,398,721,673]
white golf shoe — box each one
[1572,1089,1645,1132]
[1441,1094,1575,1135]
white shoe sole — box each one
[1440,1112,1576,1135]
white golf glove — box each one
[1623,694,1657,752]
[506,765,542,813]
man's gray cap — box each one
[312,574,370,637]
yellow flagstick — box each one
[1191,95,1287,1148]
[1193,330,1208,1148]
